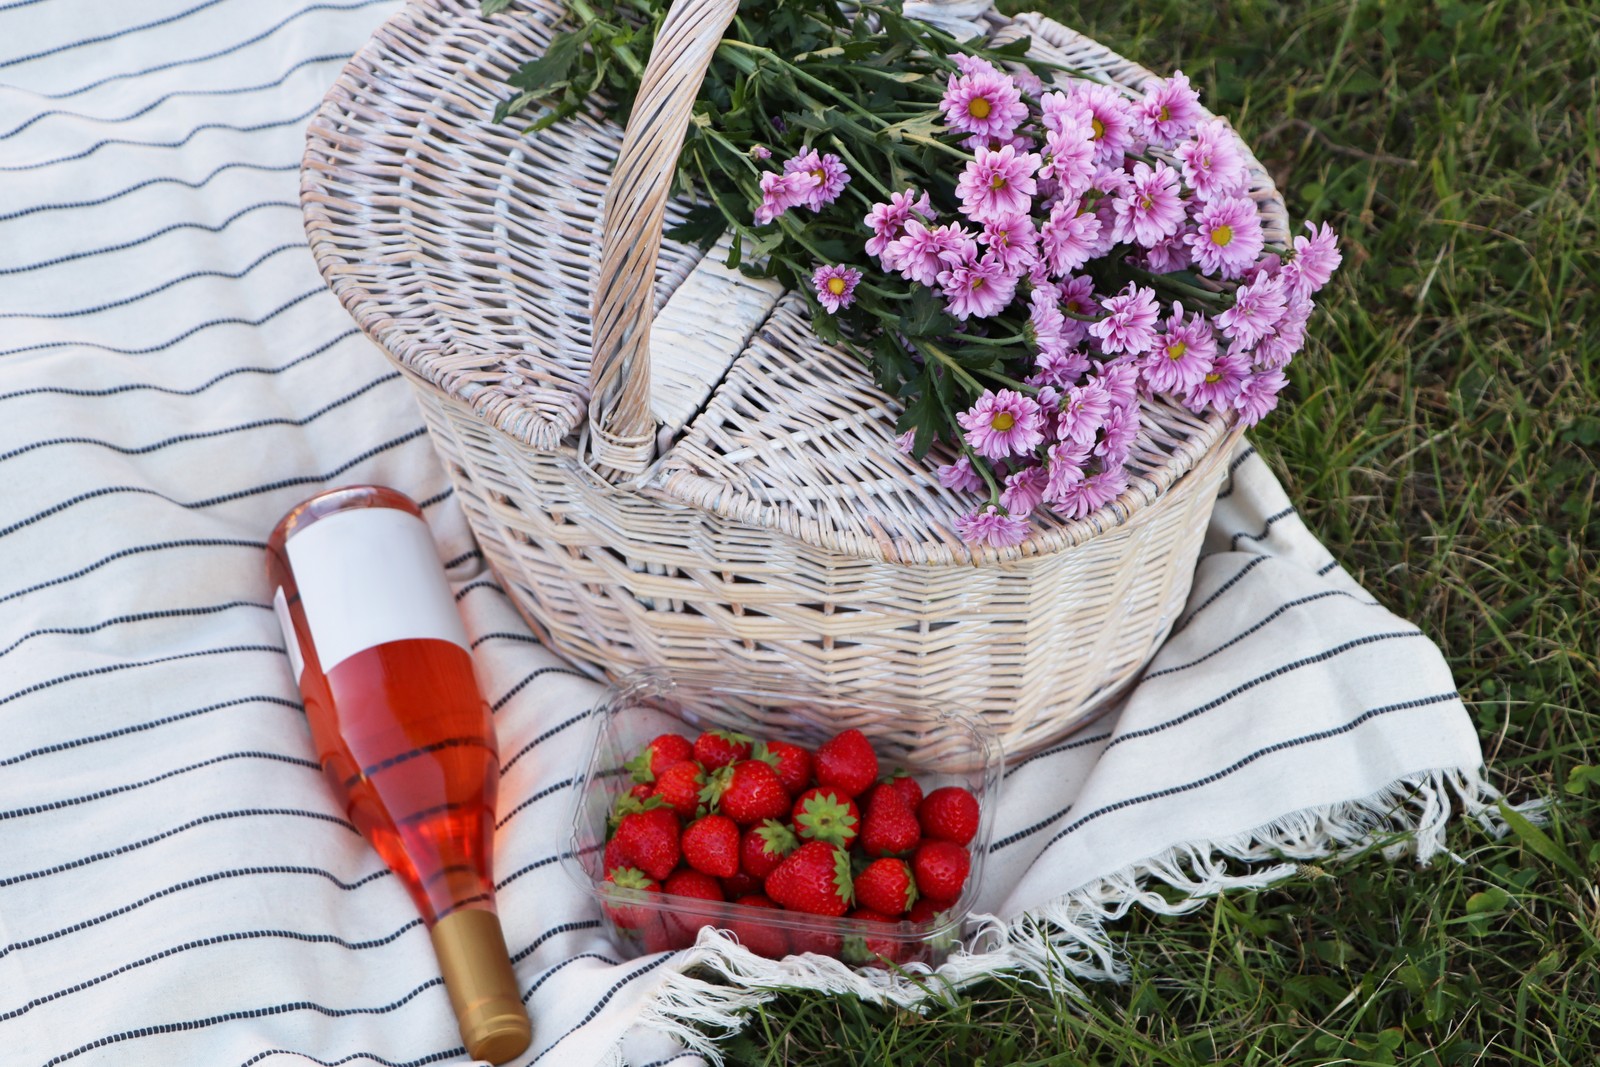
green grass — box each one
[694,1,1600,1062]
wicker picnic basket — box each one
[300,0,1286,756]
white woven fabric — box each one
[0,3,1491,1066]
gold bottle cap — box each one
[429,909,532,1064]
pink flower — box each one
[1184,347,1251,412]
[978,212,1039,273]
[1175,118,1249,202]
[1110,160,1186,248]
[1032,346,1091,389]
[963,132,1038,155]
[1142,233,1192,273]
[938,254,1019,321]
[754,171,819,225]
[936,454,985,493]
[1250,293,1312,369]
[1282,221,1342,297]
[811,265,862,313]
[1088,283,1161,355]
[1057,275,1097,347]
[1051,466,1128,520]
[958,389,1045,459]
[1096,359,1141,409]
[1184,196,1265,279]
[956,505,1031,549]
[1039,109,1097,199]
[1012,68,1045,96]
[1000,464,1050,517]
[1029,284,1065,351]
[950,53,1001,79]
[1056,378,1111,445]
[1233,369,1287,427]
[1216,276,1287,346]
[1084,166,1132,258]
[785,149,851,211]
[750,144,773,161]
[1068,81,1140,166]
[956,144,1040,224]
[1136,71,1204,148]
[864,188,934,265]
[940,70,1028,141]
[1140,303,1217,395]
[895,429,916,455]
[1039,198,1102,278]
[1095,397,1141,467]
[1043,438,1092,504]
[888,220,977,286]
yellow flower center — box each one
[1066,300,1082,314]
[990,174,1008,190]
[811,168,826,182]
[968,97,992,119]
[1210,224,1234,247]
[970,276,986,290]
[826,277,847,296]
[1204,371,1223,384]
[1091,116,1106,140]
[991,411,1015,431]
[1140,195,1154,210]
[1167,341,1188,361]
[1159,105,1171,122]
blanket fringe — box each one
[630,765,1537,1064]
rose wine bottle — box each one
[267,486,531,1064]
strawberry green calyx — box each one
[607,867,655,891]
[699,764,734,810]
[792,787,860,847]
[624,746,657,784]
[834,845,857,910]
[608,790,669,829]
[754,818,798,857]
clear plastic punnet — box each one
[565,670,1003,967]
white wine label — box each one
[284,506,470,672]
[273,585,307,682]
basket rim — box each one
[299,0,1273,567]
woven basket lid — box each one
[302,0,1283,566]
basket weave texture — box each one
[300,0,1287,755]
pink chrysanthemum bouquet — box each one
[496,0,1342,548]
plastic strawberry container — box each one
[564,670,1003,966]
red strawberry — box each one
[860,785,921,858]
[603,835,630,877]
[706,760,790,825]
[879,771,924,810]
[741,818,799,879]
[721,871,763,899]
[918,786,980,846]
[652,760,706,820]
[608,790,670,828]
[681,814,741,878]
[663,867,725,903]
[614,806,680,881]
[729,895,790,959]
[911,840,970,903]
[765,841,853,917]
[854,857,918,916]
[844,908,910,966]
[693,729,753,771]
[907,896,956,925]
[814,728,878,798]
[791,787,861,848]
[602,867,661,932]
[628,782,654,800]
[755,740,813,796]
[625,733,695,783]
[662,868,726,950]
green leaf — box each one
[1565,764,1600,794]
[506,28,589,93]
[1464,886,1510,915]
[1498,800,1588,883]
[898,286,955,337]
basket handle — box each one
[588,0,740,476]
